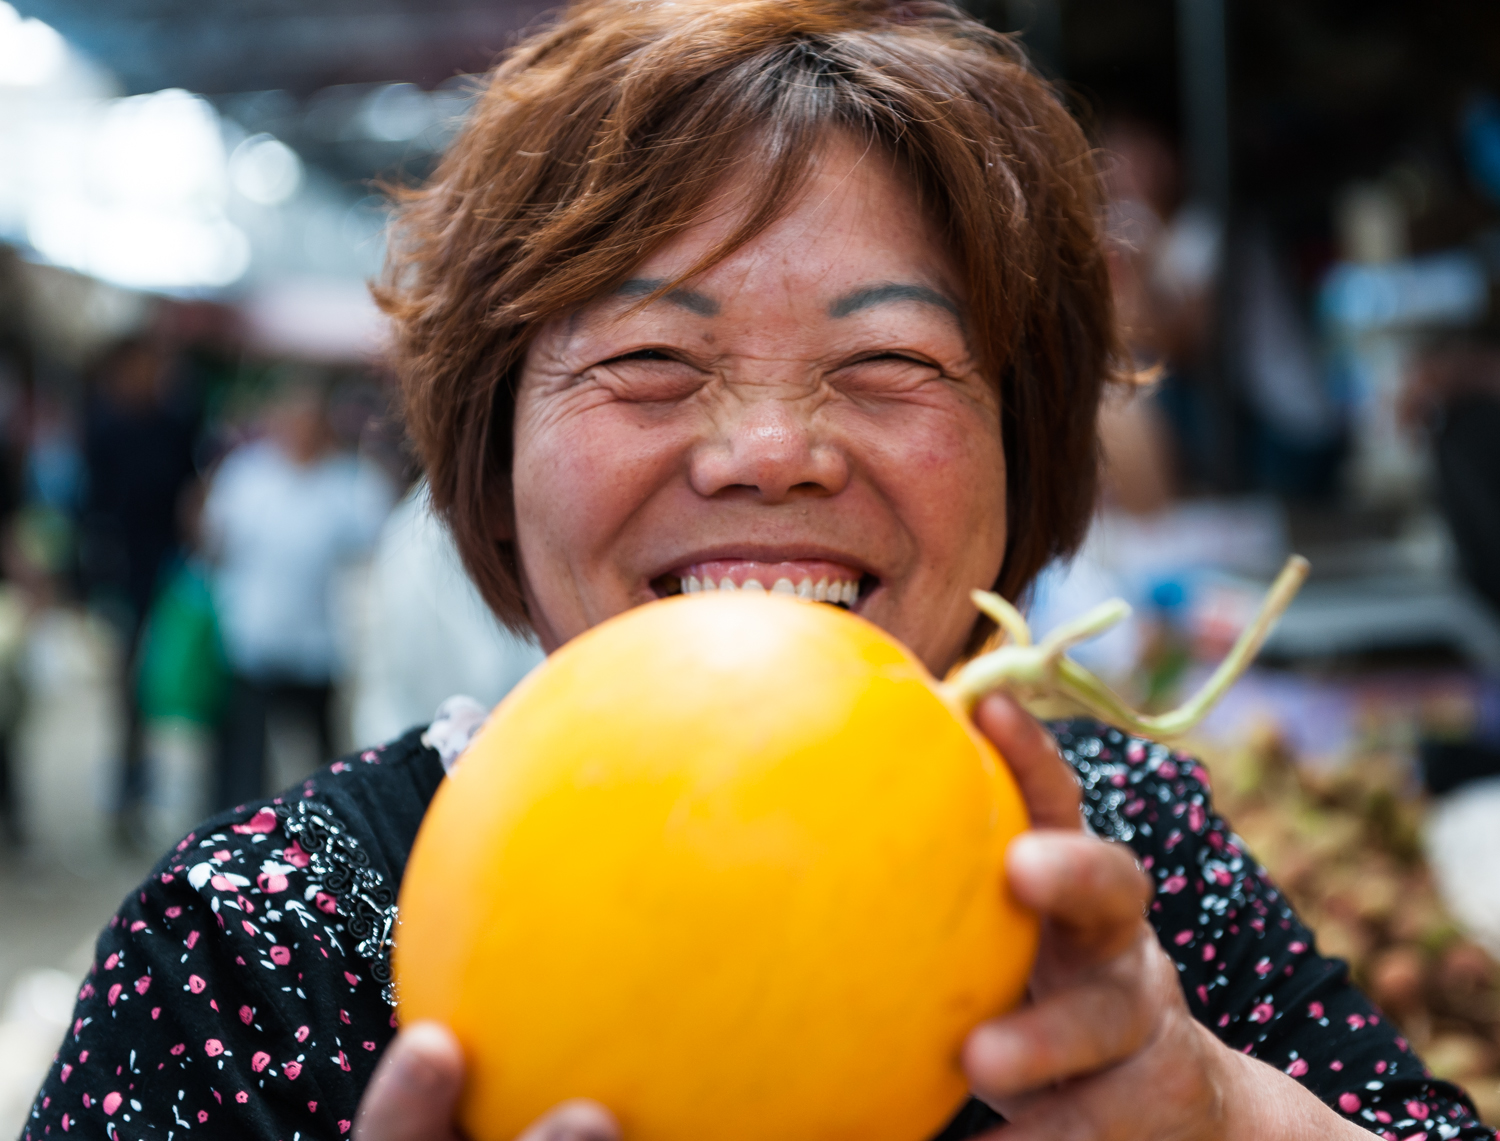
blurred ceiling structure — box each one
[6,0,548,95]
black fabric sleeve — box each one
[20,729,444,1141]
[1058,720,1493,1141]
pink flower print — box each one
[295,1024,310,1042]
[340,1121,352,1134]
[76,983,93,1002]
[59,1063,71,1083]
[1375,1060,1387,1074]
[134,975,151,995]
[363,1040,377,1050]
[1405,1101,1428,1120]
[197,1110,208,1124]
[205,1038,225,1056]
[242,919,258,936]
[284,1060,302,1080]
[338,1050,351,1071]
[188,974,206,993]
[165,905,182,918]
[1165,830,1183,851]
[170,1043,186,1056]
[344,971,360,987]
[236,1091,250,1104]
[1338,1092,1360,1113]
[1161,875,1188,894]
[240,1005,255,1025]
[152,1006,160,1018]
[1157,759,1178,779]
[1347,1013,1367,1030]
[186,930,200,949]
[1173,930,1193,945]
[214,849,231,861]
[233,807,279,834]
[61,1113,71,1131]
[102,1092,122,1116]
[130,919,146,932]
[107,983,122,1006]
[1202,944,1216,962]
[1187,804,1206,832]
[316,892,338,914]
[270,945,292,965]
[308,1101,317,1113]
[1285,1058,1308,1077]
[104,953,118,971]
[282,840,311,868]
[1249,1002,1274,1023]
[1289,941,1307,954]
[1255,958,1272,977]
[1308,1002,1324,1018]
[210,874,234,892]
[257,870,289,894]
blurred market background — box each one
[2,0,1500,1130]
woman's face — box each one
[511,137,1008,675]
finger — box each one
[516,1100,620,1141]
[1007,831,1151,957]
[994,1016,1226,1141]
[354,1022,465,1141]
[963,977,1153,1099]
[972,694,1081,829]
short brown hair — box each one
[378,0,1122,634]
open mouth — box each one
[651,560,877,611]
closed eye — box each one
[601,348,677,365]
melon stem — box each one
[944,555,1310,740]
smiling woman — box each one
[380,0,1118,643]
[19,1,1499,1140]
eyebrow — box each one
[615,277,720,317]
[828,283,962,321]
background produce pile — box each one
[1195,727,1500,1126]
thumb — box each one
[354,1022,465,1141]
[972,694,1081,830]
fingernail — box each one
[540,1102,618,1141]
[964,1022,1023,1089]
[1006,833,1057,875]
[388,1034,448,1096]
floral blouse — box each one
[20,714,1496,1141]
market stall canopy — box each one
[6,0,547,95]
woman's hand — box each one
[352,1021,618,1141]
[965,695,1371,1141]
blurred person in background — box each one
[77,335,200,845]
[203,376,393,809]
[352,480,543,747]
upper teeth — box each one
[681,575,860,605]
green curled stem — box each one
[944,555,1311,740]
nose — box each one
[689,393,849,504]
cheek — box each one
[858,401,1007,565]
[511,399,685,563]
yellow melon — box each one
[395,592,1037,1141]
